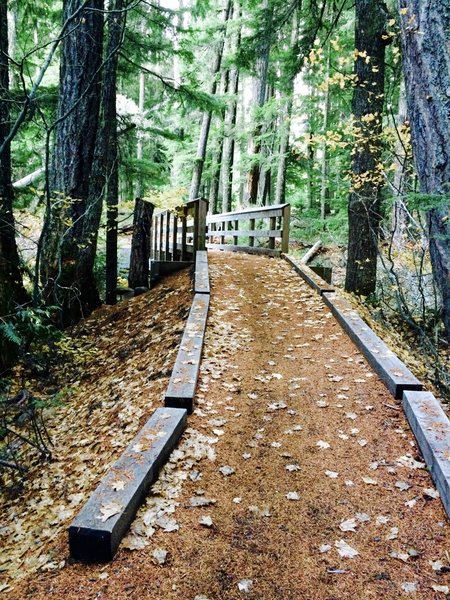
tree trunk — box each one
[275,8,299,206]
[391,78,409,250]
[320,41,331,222]
[345,0,388,297]
[221,0,241,213]
[189,0,232,201]
[399,0,450,338]
[104,0,125,305]
[246,0,273,204]
[128,199,154,289]
[40,0,104,326]
[0,0,28,321]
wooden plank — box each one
[249,218,255,248]
[206,243,281,257]
[69,407,187,563]
[283,254,334,294]
[206,202,289,224]
[403,391,450,518]
[165,293,210,413]
[322,292,422,399]
[206,229,283,238]
[206,229,282,238]
[194,250,210,294]
[281,204,290,253]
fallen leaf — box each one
[153,548,168,565]
[325,470,339,478]
[238,579,253,593]
[111,480,125,491]
[401,582,417,593]
[219,465,235,476]
[387,527,398,540]
[362,477,377,485]
[432,584,449,593]
[317,440,330,449]
[286,491,300,501]
[97,501,123,522]
[335,539,359,558]
[286,464,301,472]
[395,481,411,492]
[339,518,357,532]
[199,516,213,528]
[423,488,439,499]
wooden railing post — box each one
[197,198,208,251]
[233,219,238,245]
[249,218,255,247]
[269,216,276,250]
[281,204,290,254]
[172,213,178,260]
[158,213,164,261]
[181,207,187,261]
[164,211,170,259]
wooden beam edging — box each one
[286,252,450,519]
[206,244,281,257]
[283,254,335,295]
[194,250,210,294]
[321,292,421,399]
[69,408,187,563]
[165,293,210,413]
[402,391,450,517]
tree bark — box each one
[128,199,154,289]
[391,78,410,250]
[0,0,28,322]
[399,0,450,338]
[345,0,388,296]
[40,0,104,326]
[189,0,232,201]
[246,0,273,205]
[320,41,331,222]
[103,0,125,305]
[221,0,241,213]
[275,8,299,206]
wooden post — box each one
[172,213,178,260]
[220,221,225,245]
[164,211,170,259]
[281,204,290,254]
[153,215,157,260]
[233,219,238,245]
[197,198,208,251]
[249,218,255,247]
[269,216,276,249]
[158,213,164,261]
[181,207,187,261]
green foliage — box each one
[0,307,61,372]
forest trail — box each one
[10,251,450,599]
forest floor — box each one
[2,251,450,599]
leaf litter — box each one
[6,252,450,600]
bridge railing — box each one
[150,198,208,262]
[206,203,290,257]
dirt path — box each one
[11,251,450,599]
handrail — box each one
[150,198,208,262]
[206,203,290,256]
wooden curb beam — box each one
[403,391,450,516]
[283,254,335,295]
[69,407,187,563]
[194,250,210,294]
[322,292,421,399]
[165,293,210,413]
